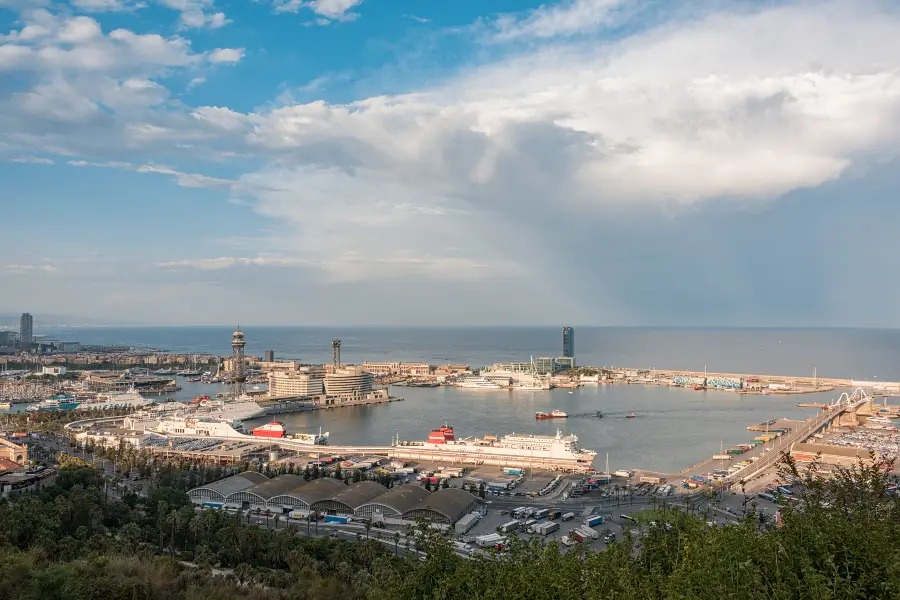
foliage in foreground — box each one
[3,454,900,599]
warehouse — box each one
[283,477,347,511]
[225,474,308,510]
[403,488,478,524]
[311,481,388,515]
[791,442,879,467]
[355,485,431,520]
[188,471,269,508]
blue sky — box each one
[2,0,900,326]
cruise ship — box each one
[27,389,152,412]
[455,377,505,389]
[396,425,597,465]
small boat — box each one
[693,385,705,391]
[535,409,568,419]
[625,413,636,419]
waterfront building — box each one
[362,362,433,376]
[532,357,576,374]
[325,366,375,398]
[267,369,325,397]
[19,313,33,346]
[562,326,575,359]
[492,361,533,373]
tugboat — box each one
[535,409,568,419]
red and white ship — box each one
[252,421,329,445]
[535,410,568,419]
[400,424,596,465]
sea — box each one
[24,326,900,473]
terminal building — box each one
[188,473,478,525]
[325,367,375,398]
[268,369,325,397]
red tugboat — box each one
[535,410,569,419]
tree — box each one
[424,480,432,492]
[478,483,485,499]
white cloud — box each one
[492,0,631,41]
[402,14,429,24]
[156,0,230,29]
[271,0,363,22]
[6,264,57,274]
[67,159,239,189]
[71,0,144,13]
[207,47,244,64]
[8,156,53,164]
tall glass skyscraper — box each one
[19,313,33,345]
[562,326,574,358]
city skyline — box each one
[4,0,900,327]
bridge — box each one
[726,388,872,484]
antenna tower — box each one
[332,339,341,370]
[231,327,247,398]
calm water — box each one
[23,326,900,472]
[34,326,900,379]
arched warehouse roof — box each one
[188,471,269,504]
[311,481,388,514]
[225,474,308,507]
[355,485,431,519]
[403,488,477,524]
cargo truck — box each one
[455,514,478,534]
[475,533,505,548]
[502,467,523,476]
[584,515,605,527]
[576,525,599,540]
[561,535,577,546]
[324,515,352,524]
[534,508,549,519]
[536,521,560,536]
[499,520,520,533]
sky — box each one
[2,0,900,327]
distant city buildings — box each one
[19,313,33,346]
[361,362,433,377]
[562,326,575,358]
[264,350,275,362]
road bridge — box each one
[726,388,872,484]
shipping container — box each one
[499,520,520,533]
[324,515,351,524]
[576,526,599,540]
[640,476,662,484]
[475,533,504,548]
[712,454,732,460]
[455,513,478,534]
[502,467,524,476]
[584,515,605,527]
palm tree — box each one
[364,519,372,540]
[273,514,280,530]
[393,531,401,557]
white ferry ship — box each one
[27,388,152,412]
[152,416,247,438]
[396,425,597,465]
[189,395,266,421]
[251,421,329,445]
[455,377,504,389]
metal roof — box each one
[792,442,876,459]
[201,471,269,498]
[329,481,388,509]
[413,488,477,522]
[245,474,308,500]
[360,485,431,514]
[294,477,347,504]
